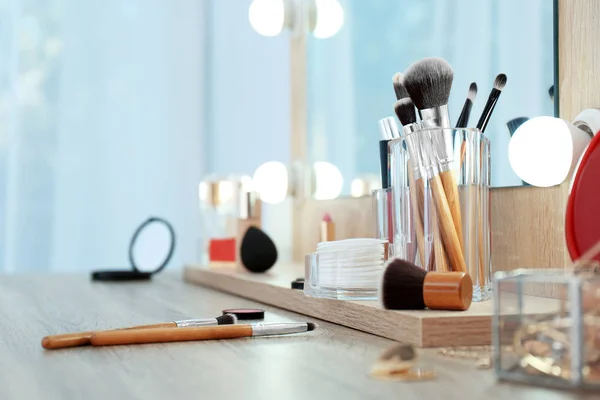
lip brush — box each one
[41,314,237,349]
[90,322,317,346]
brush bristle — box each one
[392,72,409,100]
[216,313,237,325]
[306,322,317,331]
[468,82,477,101]
[506,117,529,136]
[379,258,427,310]
[548,85,554,100]
[394,98,417,126]
[494,74,507,90]
[403,58,453,109]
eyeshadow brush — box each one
[403,58,466,273]
[90,322,317,346]
[41,314,237,350]
[476,73,507,133]
[455,82,478,128]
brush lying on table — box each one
[379,258,473,311]
[41,314,237,349]
[89,322,317,346]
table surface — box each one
[0,273,595,400]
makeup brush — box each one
[379,258,472,311]
[506,117,529,137]
[403,58,465,272]
[476,73,507,133]
[394,97,447,270]
[549,85,554,102]
[90,322,317,347]
[41,314,238,350]
[403,57,453,129]
[455,82,478,128]
[392,72,409,100]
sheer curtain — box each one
[0,0,206,272]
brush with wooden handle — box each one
[403,58,465,260]
[41,314,237,350]
[402,122,465,273]
[90,322,317,346]
[394,96,428,267]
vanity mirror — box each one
[305,0,558,196]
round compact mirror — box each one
[91,217,176,282]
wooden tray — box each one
[183,263,497,348]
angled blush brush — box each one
[90,322,317,346]
[403,58,465,272]
[455,82,478,128]
[41,314,237,349]
[476,74,507,133]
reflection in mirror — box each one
[307,0,556,196]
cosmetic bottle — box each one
[198,178,241,267]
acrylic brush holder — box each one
[390,128,491,302]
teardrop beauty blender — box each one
[240,226,277,273]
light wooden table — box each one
[0,274,594,400]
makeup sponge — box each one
[240,227,277,273]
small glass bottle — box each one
[198,177,240,267]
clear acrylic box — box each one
[493,269,600,389]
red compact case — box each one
[566,130,600,262]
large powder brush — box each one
[379,258,473,311]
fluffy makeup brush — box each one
[549,85,554,102]
[403,58,464,272]
[379,258,472,311]
[403,57,453,128]
[476,73,507,133]
[455,82,478,128]
[392,72,410,100]
[41,314,238,350]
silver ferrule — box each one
[419,105,451,129]
[419,106,454,170]
[378,117,401,140]
[251,322,308,337]
[175,318,216,328]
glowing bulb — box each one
[508,116,591,187]
[313,0,344,39]
[249,0,286,37]
[252,161,289,204]
[313,161,343,200]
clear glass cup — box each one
[390,128,491,302]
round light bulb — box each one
[252,161,289,204]
[508,116,592,187]
[313,0,344,39]
[249,0,286,37]
[313,161,343,200]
